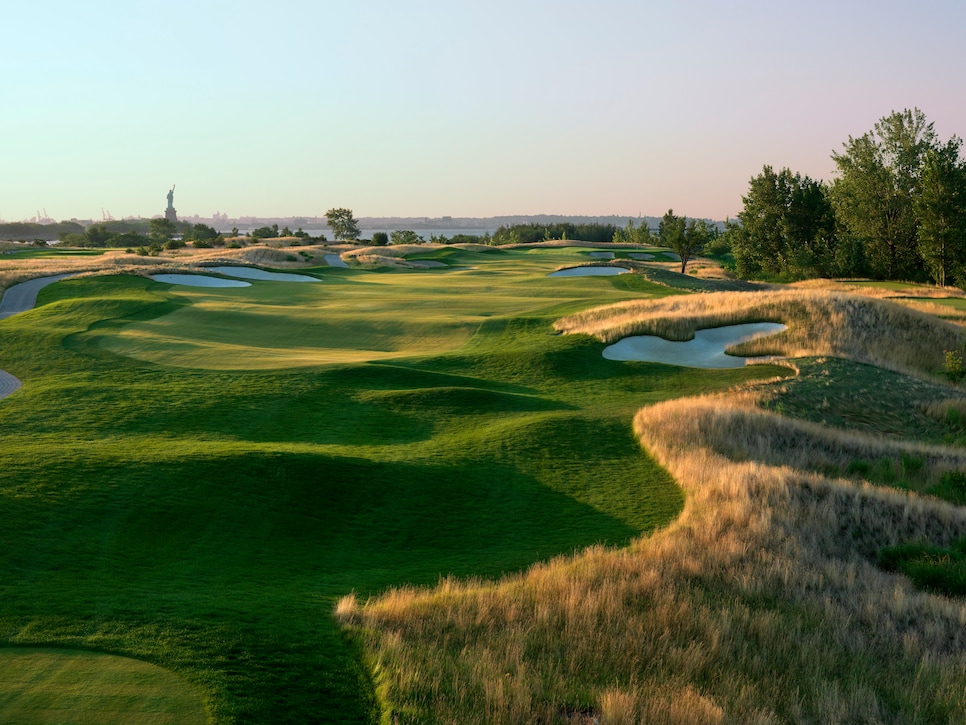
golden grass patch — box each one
[555,288,964,381]
[339,386,966,722]
[339,288,966,723]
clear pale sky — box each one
[3,0,965,222]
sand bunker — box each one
[324,254,349,268]
[150,274,251,288]
[589,252,615,259]
[628,253,654,260]
[603,322,787,368]
[549,266,630,277]
[205,266,320,282]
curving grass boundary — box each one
[0,648,206,725]
[554,288,965,381]
[339,290,966,724]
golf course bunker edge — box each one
[150,273,252,288]
[204,266,321,282]
[603,322,787,368]
[549,266,630,277]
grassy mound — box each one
[339,387,966,723]
[339,288,966,723]
[0,246,787,722]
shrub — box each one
[944,348,965,382]
[371,232,389,247]
[846,459,871,476]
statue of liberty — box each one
[164,185,178,222]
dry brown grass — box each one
[790,278,966,300]
[338,287,966,723]
[554,288,964,382]
[339,386,966,723]
[0,244,328,296]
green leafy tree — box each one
[658,210,716,274]
[612,219,653,245]
[251,225,279,241]
[658,209,688,269]
[915,142,966,286]
[149,217,176,241]
[831,108,939,279]
[185,223,219,242]
[733,166,837,279]
[325,208,361,241]
[390,230,423,245]
[371,232,389,247]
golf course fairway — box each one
[0,245,787,722]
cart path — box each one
[0,274,73,400]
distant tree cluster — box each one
[390,230,423,246]
[0,221,84,242]
[612,219,653,246]
[730,109,966,285]
[490,222,619,245]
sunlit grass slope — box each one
[0,246,781,723]
[342,285,966,724]
[99,246,677,369]
[0,648,206,725]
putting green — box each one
[98,248,664,370]
[0,648,206,724]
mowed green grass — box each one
[0,246,787,723]
[0,648,205,724]
[99,246,664,369]
[1,247,110,258]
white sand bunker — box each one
[628,252,654,260]
[549,266,630,277]
[603,322,787,368]
[150,274,251,288]
[589,251,615,259]
[324,254,349,268]
[205,266,320,282]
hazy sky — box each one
[3,1,965,222]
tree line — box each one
[729,108,966,285]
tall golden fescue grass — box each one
[338,289,966,723]
[790,278,966,300]
[554,288,964,381]
[339,387,966,723]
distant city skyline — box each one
[3,1,965,223]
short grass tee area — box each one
[0,247,784,722]
[0,648,205,724]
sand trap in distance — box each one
[589,252,615,259]
[205,266,320,282]
[324,254,349,268]
[151,274,251,288]
[549,266,630,277]
[603,322,786,368]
